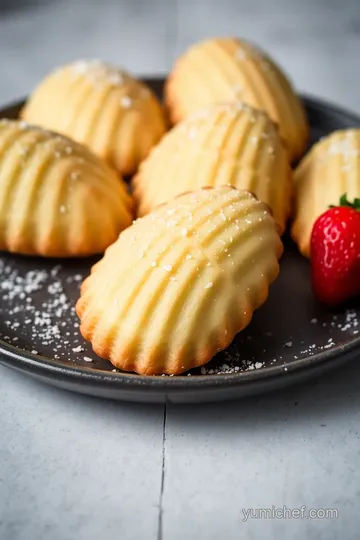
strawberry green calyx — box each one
[329,193,360,210]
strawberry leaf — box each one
[329,193,360,210]
[340,193,353,207]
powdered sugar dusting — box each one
[194,309,360,375]
[327,132,360,158]
[71,60,126,88]
[121,96,132,108]
[0,252,359,377]
[0,257,95,364]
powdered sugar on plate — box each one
[196,310,360,375]
[0,256,96,366]
[0,253,359,377]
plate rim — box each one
[0,334,360,391]
[1,90,360,395]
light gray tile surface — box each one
[1,1,360,539]
[0,367,164,540]
[163,359,360,540]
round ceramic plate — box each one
[0,79,359,404]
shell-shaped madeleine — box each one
[76,186,283,375]
[165,37,308,161]
[292,129,360,257]
[133,102,292,234]
[0,119,133,257]
[21,60,167,175]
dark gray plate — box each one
[0,79,359,403]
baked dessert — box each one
[21,60,167,175]
[165,37,308,161]
[292,129,360,257]
[76,186,283,375]
[0,119,133,257]
[133,102,292,234]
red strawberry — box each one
[311,194,360,306]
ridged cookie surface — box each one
[76,186,283,375]
[21,60,167,175]
[292,129,360,257]
[133,102,292,234]
[0,119,133,257]
[165,37,308,161]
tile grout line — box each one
[157,0,174,534]
[157,403,167,540]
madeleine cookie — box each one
[165,37,308,161]
[76,186,283,375]
[21,60,167,175]
[0,119,133,257]
[292,129,360,257]
[133,102,292,234]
